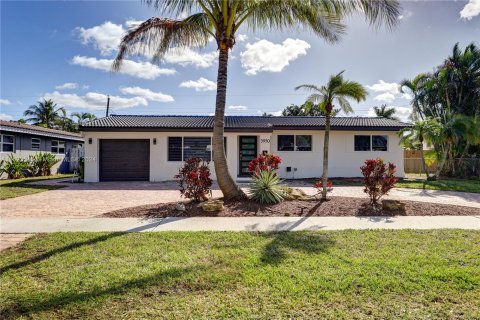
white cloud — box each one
[374,92,396,103]
[0,113,13,121]
[55,82,78,90]
[42,91,147,111]
[367,80,404,103]
[82,85,90,90]
[164,48,218,68]
[240,39,311,75]
[76,21,125,56]
[0,99,11,105]
[402,92,412,100]
[228,105,248,111]
[366,80,399,94]
[237,34,248,42]
[120,86,174,102]
[395,107,412,122]
[179,77,217,91]
[460,0,480,20]
[240,38,310,75]
[71,55,176,80]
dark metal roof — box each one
[80,115,410,132]
[0,120,84,141]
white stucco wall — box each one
[83,130,404,182]
[271,130,404,179]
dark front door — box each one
[238,136,257,177]
[99,139,150,181]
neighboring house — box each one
[0,120,84,175]
[80,115,409,182]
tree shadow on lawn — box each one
[0,222,160,274]
[259,231,335,265]
[2,265,203,318]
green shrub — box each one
[28,152,60,176]
[1,154,30,179]
[249,170,285,204]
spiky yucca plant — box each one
[249,170,284,204]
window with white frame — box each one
[51,140,65,154]
[354,135,388,151]
[277,135,312,151]
[31,138,41,150]
[1,134,14,152]
[168,137,226,161]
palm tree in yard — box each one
[398,118,441,179]
[373,104,399,120]
[72,112,97,125]
[23,99,65,129]
[295,71,367,200]
[112,0,400,200]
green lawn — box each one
[1,231,479,319]
[0,174,73,200]
[306,177,480,193]
[396,178,480,193]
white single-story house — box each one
[80,115,410,182]
[0,120,84,176]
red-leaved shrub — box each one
[314,179,332,193]
[247,153,281,176]
[360,158,398,204]
[174,157,212,202]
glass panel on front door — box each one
[239,136,257,177]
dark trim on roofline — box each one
[80,126,406,132]
[1,126,85,141]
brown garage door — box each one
[99,139,150,181]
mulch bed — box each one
[102,196,479,218]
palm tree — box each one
[72,112,97,125]
[398,118,441,179]
[295,71,367,200]
[282,104,307,116]
[373,104,399,120]
[112,0,400,200]
[23,99,65,129]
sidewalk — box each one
[1,216,479,233]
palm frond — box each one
[307,93,325,104]
[112,16,212,70]
[338,0,401,30]
[334,81,368,102]
[294,84,322,92]
[336,96,353,114]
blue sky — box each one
[1,0,479,122]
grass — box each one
[0,174,73,200]
[302,177,480,193]
[396,177,480,193]
[1,230,479,319]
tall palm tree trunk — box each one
[321,113,331,200]
[213,48,246,200]
[419,146,430,178]
[435,142,450,179]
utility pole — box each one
[106,95,110,117]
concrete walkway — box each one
[1,216,479,233]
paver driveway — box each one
[1,180,479,218]
[0,180,224,218]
